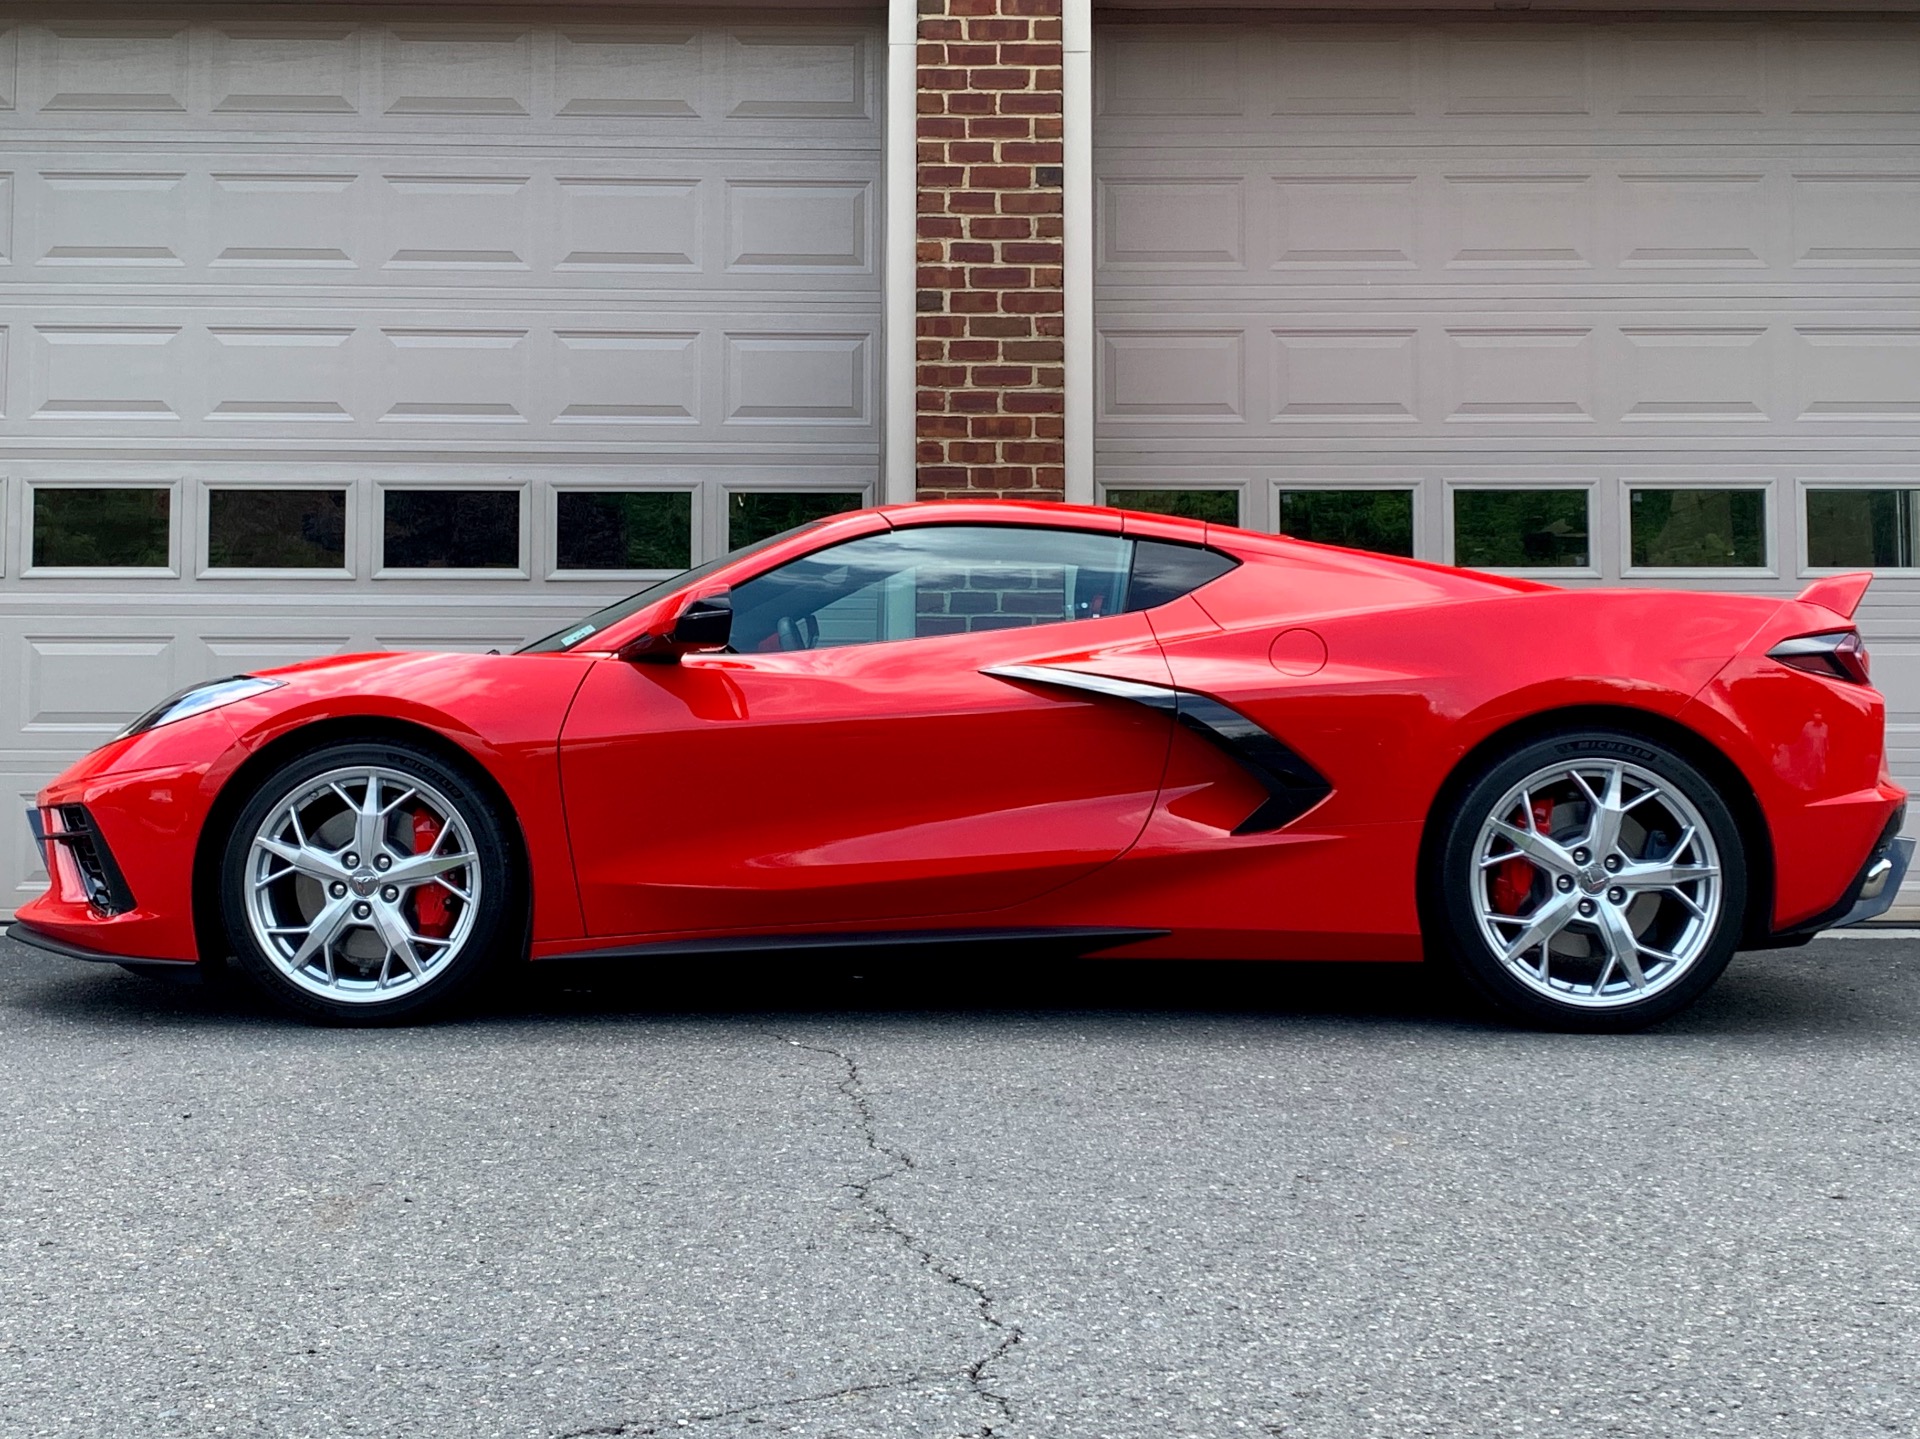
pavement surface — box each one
[1,932,1917,1439]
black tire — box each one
[219,739,518,1024]
[1432,728,1747,1033]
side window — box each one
[728,526,1238,653]
[729,526,1133,653]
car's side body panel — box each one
[558,613,1176,937]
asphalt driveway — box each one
[1,933,1915,1439]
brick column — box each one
[915,0,1066,501]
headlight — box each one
[120,676,284,739]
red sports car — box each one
[8,500,1909,1030]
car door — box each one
[558,522,1184,938]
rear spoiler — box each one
[1796,571,1872,620]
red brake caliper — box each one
[411,810,453,938]
[1491,797,1556,916]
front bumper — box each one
[5,917,198,977]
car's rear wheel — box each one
[220,740,516,1024]
[1434,729,1747,1032]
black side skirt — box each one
[543,927,1169,964]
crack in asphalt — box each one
[784,1035,1022,1437]
[551,1035,1021,1439]
[550,1372,960,1437]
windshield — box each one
[517,522,836,654]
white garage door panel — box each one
[10,156,874,289]
[0,7,884,918]
[6,305,875,440]
[1097,16,1920,918]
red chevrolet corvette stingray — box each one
[9,500,1909,1029]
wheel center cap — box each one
[1580,867,1608,893]
[349,872,378,897]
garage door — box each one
[1094,16,1920,917]
[0,8,883,914]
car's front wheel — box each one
[1434,729,1747,1032]
[220,739,516,1023]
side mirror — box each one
[620,588,732,662]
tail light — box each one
[1769,629,1871,684]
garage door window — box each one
[1806,488,1920,570]
[729,492,866,550]
[382,489,520,572]
[1629,488,1766,571]
[556,491,692,573]
[1104,489,1241,525]
[31,487,170,570]
[1279,490,1414,557]
[208,489,347,571]
[1453,490,1588,569]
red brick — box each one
[968,315,1033,337]
[1033,115,1063,139]
[970,265,1032,287]
[919,314,964,337]
[969,68,1032,91]
[916,91,945,115]
[916,389,947,411]
[972,365,1034,386]
[916,216,962,239]
[1000,190,1061,215]
[970,415,1034,438]
[917,191,948,215]
[965,18,1028,40]
[949,290,1001,314]
[997,91,1062,115]
[1033,416,1066,439]
[949,241,994,262]
[1005,391,1065,414]
[949,390,1000,413]
[1032,18,1062,40]
[966,216,1030,239]
[921,67,968,91]
[917,240,946,262]
[1003,441,1066,464]
[920,115,965,139]
[1033,266,1064,288]
[947,91,995,115]
[919,165,964,188]
[949,338,1000,362]
[1002,0,1062,15]
[1001,241,1061,264]
[966,115,1033,140]
[948,189,998,213]
[921,414,969,438]
[1002,337,1063,361]
[968,165,1032,189]
[999,289,1058,315]
[949,440,999,463]
[945,43,999,64]
[917,364,969,387]
[946,140,995,164]
[998,43,1061,65]
[1000,140,1063,164]
[920,18,963,40]
[917,42,945,64]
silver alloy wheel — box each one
[1471,758,1722,1010]
[243,765,482,1004]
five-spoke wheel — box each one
[221,741,514,1022]
[1436,731,1746,1031]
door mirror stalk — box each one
[620,588,733,662]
